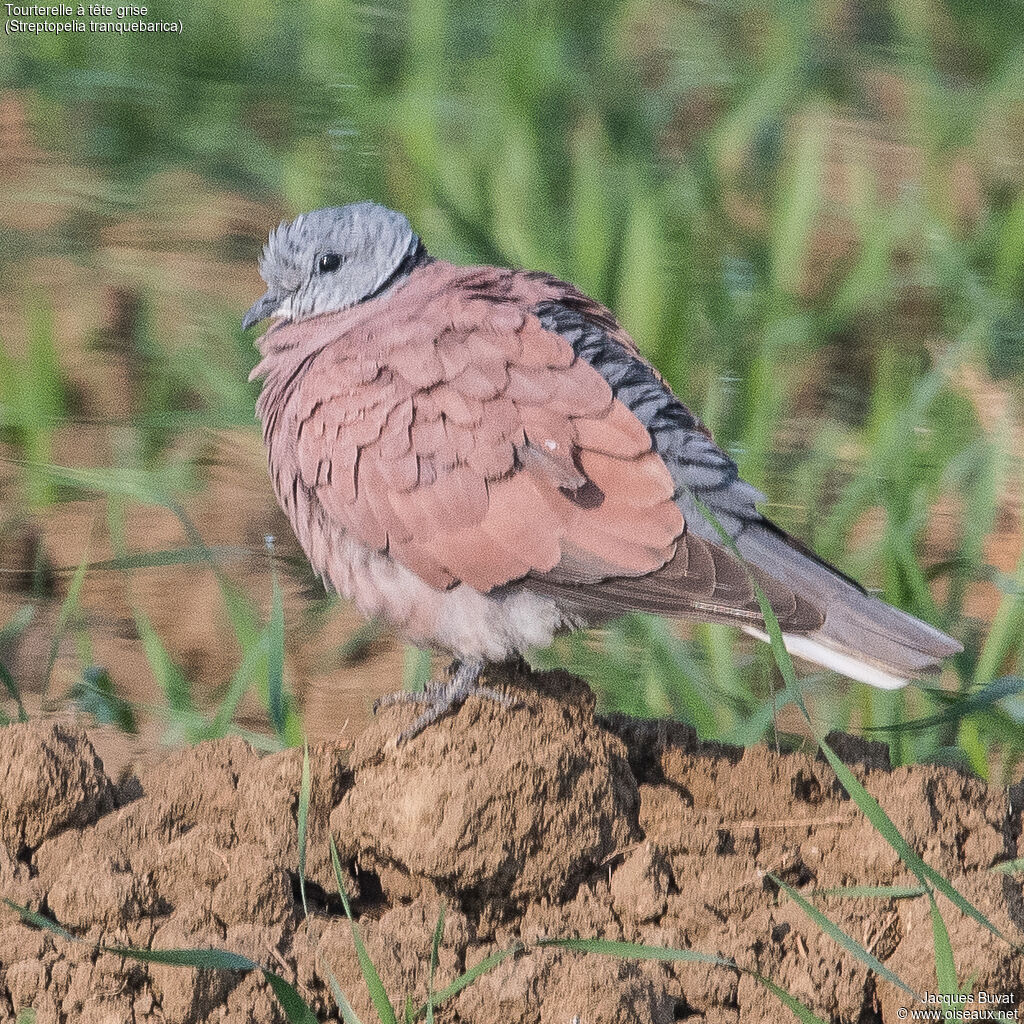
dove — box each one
[243,201,961,741]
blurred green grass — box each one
[1,0,1024,774]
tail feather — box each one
[734,522,961,687]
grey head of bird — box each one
[241,201,423,330]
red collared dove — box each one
[243,202,961,740]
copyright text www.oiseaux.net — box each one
[896,991,1018,1021]
[5,4,181,35]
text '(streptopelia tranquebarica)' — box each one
[243,202,961,741]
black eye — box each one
[317,252,342,274]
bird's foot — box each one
[373,659,517,744]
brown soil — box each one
[2,664,1023,1024]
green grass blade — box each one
[417,944,523,1012]
[83,546,253,572]
[133,605,196,720]
[96,489,276,741]
[996,189,1024,296]
[403,646,433,692]
[754,974,831,1024]
[266,551,287,739]
[108,946,318,1024]
[168,499,262,648]
[0,604,34,648]
[776,616,1015,947]
[426,904,445,1024]
[207,634,270,738]
[3,898,77,942]
[330,835,397,1024]
[973,544,1024,686]
[929,895,958,999]
[297,740,311,919]
[816,730,1015,947]
[769,874,917,998]
[861,677,1024,734]
[261,973,322,1024]
[44,542,90,694]
[0,661,28,723]
[811,885,927,900]
[69,666,137,733]
[38,463,191,507]
[322,958,365,1024]
[3,899,318,1024]
[39,470,262,663]
[771,105,826,295]
[990,858,1024,875]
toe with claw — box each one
[372,659,518,744]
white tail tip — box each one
[742,627,911,691]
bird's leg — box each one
[372,658,516,744]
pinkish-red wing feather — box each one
[280,262,684,592]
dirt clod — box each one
[1,666,1023,1023]
[0,722,114,856]
[334,665,640,913]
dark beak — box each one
[241,292,281,330]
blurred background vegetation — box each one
[1,0,1023,778]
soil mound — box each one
[1,663,1022,1023]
